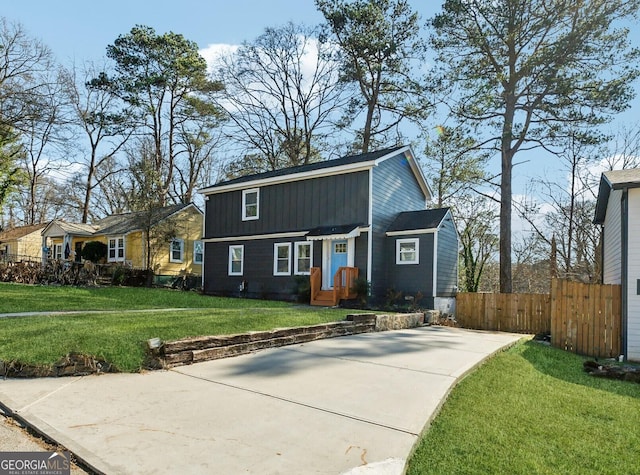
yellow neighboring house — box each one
[0,223,47,262]
[41,203,204,276]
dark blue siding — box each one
[204,239,319,300]
[205,171,370,238]
[436,215,459,296]
[385,234,435,297]
[370,153,428,296]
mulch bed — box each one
[583,360,640,383]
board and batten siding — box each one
[602,189,623,285]
[205,171,370,238]
[436,214,459,297]
[626,188,640,360]
[385,233,435,300]
[370,153,428,295]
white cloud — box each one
[199,43,239,73]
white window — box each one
[294,242,312,275]
[396,238,419,265]
[194,241,203,264]
[228,245,244,275]
[242,188,259,221]
[53,244,63,260]
[273,243,291,276]
[170,239,184,263]
[108,236,125,262]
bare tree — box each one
[214,22,348,174]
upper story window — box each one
[194,241,203,264]
[170,239,184,263]
[108,236,125,262]
[242,188,259,221]
[396,238,419,265]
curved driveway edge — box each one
[0,326,522,474]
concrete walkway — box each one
[0,326,522,474]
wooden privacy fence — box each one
[550,279,621,359]
[455,279,622,359]
[456,292,551,335]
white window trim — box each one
[108,236,125,263]
[228,245,244,276]
[170,238,184,263]
[294,241,312,275]
[53,244,63,260]
[242,188,260,221]
[396,238,419,265]
[273,242,292,276]
[193,240,203,264]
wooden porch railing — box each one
[310,266,358,306]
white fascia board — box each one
[198,162,375,196]
[386,228,437,237]
[203,231,309,243]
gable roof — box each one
[41,204,201,238]
[0,223,47,242]
[594,169,640,224]
[94,203,196,235]
[198,146,431,200]
[387,208,451,234]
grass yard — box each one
[0,283,359,372]
[406,340,640,475]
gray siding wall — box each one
[204,238,316,300]
[436,215,459,297]
[371,153,428,296]
[205,171,370,238]
[385,233,435,298]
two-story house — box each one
[199,146,458,311]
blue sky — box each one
[3,0,640,219]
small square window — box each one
[396,238,419,265]
[242,188,259,221]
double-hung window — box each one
[193,241,203,264]
[242,188,259,221]
[108,236,125,262]
[294,242,312,275]
[273,243,291,276]
[53,244,63,260]
[228,245,244,275]
[396,238,419,265]
[170,239,184,263]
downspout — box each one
[621,189,628,360]
[367,168,373,289]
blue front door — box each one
[330,240,348,286]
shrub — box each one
[81,241,107,263]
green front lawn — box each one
[0,283,357,372]
[407,340,640,475]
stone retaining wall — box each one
[148,312,424,369]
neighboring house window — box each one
[294,242,312,275]
[228,245,244,275]
[242,188,259,221]
[53,244,63,260]
[108,237,125,262]
[194,241,203,264]
[396,238,419,265]
[273,243,291,276]
[170,239,184,263]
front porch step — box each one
[311,290,337,307]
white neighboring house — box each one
[594,168,640,362]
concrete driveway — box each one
[0,326,522,474]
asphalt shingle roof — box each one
[94,204,190,235]
[387,208,450,232]
[0,223,47,242]
[202,146,407,190]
